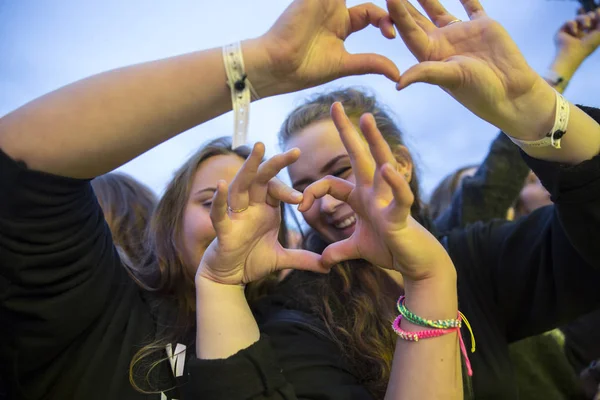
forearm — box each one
[195,275,260,359]
[0,39,273,178]
[385,267,462,400]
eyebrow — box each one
[292,154,349,188]
[193,187,216,196]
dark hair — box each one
[428,165,478,220]
[91,172,157,267]
[128,136,290,393]
[277,88,428,397]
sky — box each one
[1,0,599,199]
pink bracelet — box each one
[392,314,474,376]
[392,314,457,341]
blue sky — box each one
[1,0,599,198]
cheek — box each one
[520,185,550,209]
[301,204,321,230]
[182,206,216,268]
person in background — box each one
[91,172,157,267]
[580,360,600,400]
[427,164,478,221]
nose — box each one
[320,194,342,214]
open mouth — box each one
[334,214,356,229]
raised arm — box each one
[434,132,529,233]
[0,0,399,179]
[435,10,600,232]
[388,0,600,166]
[544,9,600,93]
[301,104,464,399]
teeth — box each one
[335,215,356,229]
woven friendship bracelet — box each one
[392,314,457,342]
[392,296,477,376]
[397,296,462,329]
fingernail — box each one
[390,27,397,38]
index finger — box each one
[348,2,396,39]
[330,102,375,184]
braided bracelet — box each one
[392,314,457,341]
[393,296,476,376]
[397,296,476,356]
[397,296,461,329]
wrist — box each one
[551,50,586,77]
[402,269,458,322]
[547,55,584,84]
[195,269,246,291]
[241,38,285,99]
[501,77,557,141]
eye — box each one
[201,201,213,209]
[332,166,351,179]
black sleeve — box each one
[184,326,373,400]
[562,309,600,374]
[447,107,600,342]
[434,132,529,233]
[0,149,146,398]
[184,336,297,400]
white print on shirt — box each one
[159,343,186,399]
[165,343,187,377]
[160,392,179,400]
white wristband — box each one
[222,42,260,149]
[509,89,570,149]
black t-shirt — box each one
[0,153,190,399]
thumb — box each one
[341,52,401,82]
[276,248,331,274]
[397,60,463,91]
[321,237,361,268]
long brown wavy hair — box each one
[91,172,157,267]
[277,88,431,398]
[127,136,289,393]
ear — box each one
[393,145,414,183]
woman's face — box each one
[518,170,552,215]
[181,154,245,274]
[285,118,410,244]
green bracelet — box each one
[396,296,462,329]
